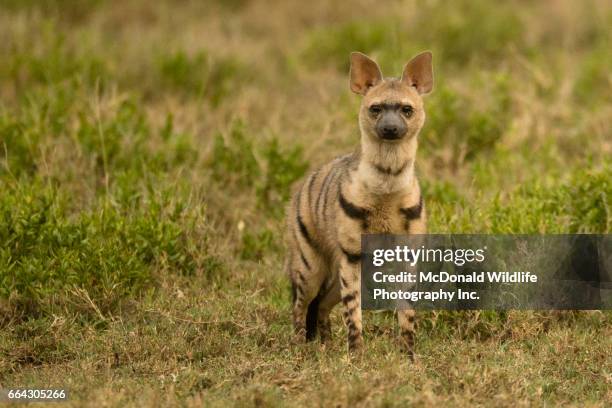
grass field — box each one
[0,0,611,406]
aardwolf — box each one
[285,51,433,359]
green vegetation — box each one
[157,50,248,105]
[303,0,527,71]
[0,182,208,320]
[211,120,308,216]
[0,0,610,406]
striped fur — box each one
[286,52,433,359]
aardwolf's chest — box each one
[364,199,407,234]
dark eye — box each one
[401,105,414,116]
[369,105,382,115]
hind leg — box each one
[291,274,320,343]
[316,278,341,344]
[289,247,327,344]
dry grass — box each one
[0,0,611,406]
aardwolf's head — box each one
[350,52,433,143]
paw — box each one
[319,325,332,345]
[348,335,364,353]
[399,336,415,362]
[291,328,307,345]
[319,334,332,345]
[405,348,415,362]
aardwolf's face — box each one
[349,52,433,143]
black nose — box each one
[381,125,399,138]
[376,113,406,140]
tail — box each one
[305,285,324,341]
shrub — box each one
[429,163,611,233]
[573,45,612,106]
[256,137,308,216]
[0,182,213,320]
[0,80,198,193]
[423,76,512,168]
[301,0,526,71]
[414,0,525,65]
[210,120,308,216]
[240,228,279,261]
[302,21,401,72]
[1,23,108,94]
[157,50,249,106]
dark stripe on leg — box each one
[340,246,361,264]
[307,170,319,202]
[399,195,423,221]
[293,230,311,270]
[315,168,335,216]
[299,247,310,270]
[342,293,356,305]
[297,215,314,247]
[306,284,326,341]
[295,283,304,298]
[320,169,341,221]
[400,195,423,231]
[296,188,316,248]
[297,270,306,284]
[339,191,370,228]
[291,281,297,303]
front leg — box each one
[339,252,363,352]
[397,309,416,361]
[397,189,425,361]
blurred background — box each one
[0,0,610,405]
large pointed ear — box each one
[401,51,433,95]
[350,52,383,95]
